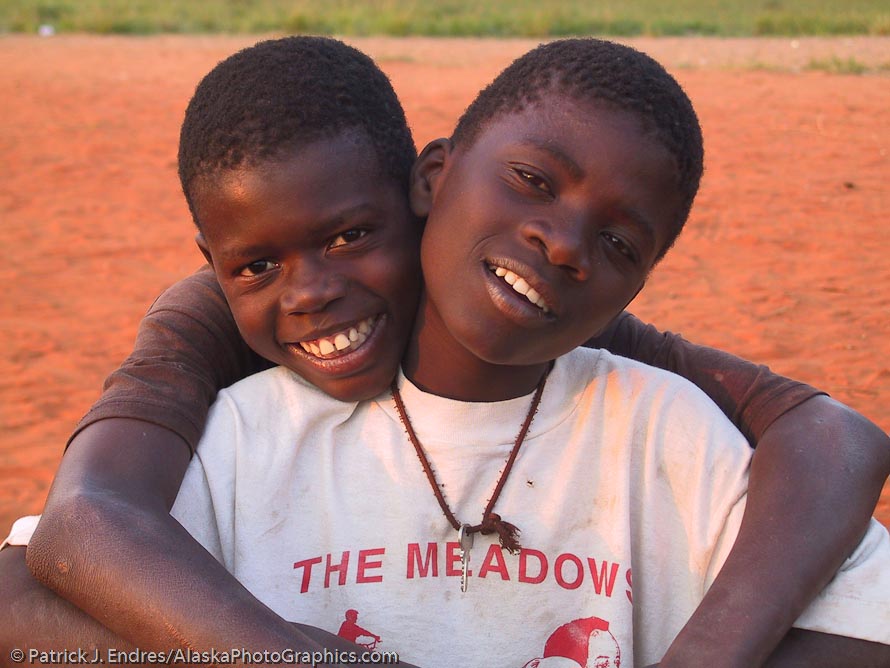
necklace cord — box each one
[391,363,553,555]
[391,381,462,531]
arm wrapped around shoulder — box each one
[70,265,269,452]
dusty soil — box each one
[1,35,888,533]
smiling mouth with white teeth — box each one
[297,315,378,359]
[488,264,551,312]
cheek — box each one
[392,275,422,324]
[227,296,276,351]
[390,243,423,287]
[347,250,421,336]
[421,181,475,257]
[572,276,642,337]
[419,219,459,286]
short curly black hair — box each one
[178,36,416,227]
[452,38,703,259]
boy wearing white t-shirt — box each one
[169,39,890,667]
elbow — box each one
[25,488,104,594]
[779,395,890,477]
[26,486,159,598]
[817,395,890,481]
[855,409,890,480]
[758,395,890,504]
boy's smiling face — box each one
[193,133,421,401]
[412,97,683,380]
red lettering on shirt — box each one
[477,544,510,580]
[325,551,350,588]
[293,556,322,593]
[554,553,584,590]
[445,541,462,577]
[406,543,439,579]
[588,558,620,597]
[626,568,633,604]
[518,548,548,584]
[356,548,385,584]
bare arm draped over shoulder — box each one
[70,265,272,453]
[78,270,818,452]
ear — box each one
[409,138,452,218]
[195,231,214,267]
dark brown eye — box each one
[601,232,636,261]
[329,229,368,249]
[240,260,277,277]
[514,168,552,195]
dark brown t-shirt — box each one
[71,265,822,452]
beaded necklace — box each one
[389,363,551,591]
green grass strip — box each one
[3,0,890,36]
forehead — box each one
[191,133,404,241]
[468,96,670,168]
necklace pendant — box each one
[458,524,474,593]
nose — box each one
[520,216,591,282]
[279,261,348,315]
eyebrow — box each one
[301,201,383,237]
[217,202,383,263]
[616,206,658,252]
[519,138,585,181]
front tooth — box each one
[348,328,359,342]
[512,278,531,295]
[503,271,518,285]
[526,287,541,303]
[319,339,335,355]
[334,333,351,350]
[310,342,321,356]
[495,266,507,277]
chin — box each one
[316,374,393,403]
[466,336,554,368]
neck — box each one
[402,292,551,402]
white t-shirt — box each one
[165,347,890,667]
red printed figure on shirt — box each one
[522,616,621,668]
[337,608,382,649]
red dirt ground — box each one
[1,35,888,534]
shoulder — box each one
[197,366,359,457]
[209,365,364,435]
[146,265,224,315]
[560,346,712,400]
[558,348,745,443]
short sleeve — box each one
[68,266,271,453]
[792,520,890,644]
[0,515,42,550]
[587,311,824,445]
